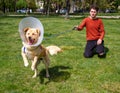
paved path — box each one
[68,15,120,19]
[1,14,120,19]
[97,16,120,19]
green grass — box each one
[0,15,120,93]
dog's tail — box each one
[46,45,62,56]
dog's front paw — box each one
[24,62,29,67]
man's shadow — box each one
[105,47,109,53]
[100,47,109,58]
[38,65,71,84]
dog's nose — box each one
[28,37,31,39]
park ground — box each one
[0,14,120,93]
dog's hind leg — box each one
[43,55,50,78]
[32,68,38,78]
[31,56,39,78]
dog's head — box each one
[24,27,40,45]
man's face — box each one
[90,8,97,19]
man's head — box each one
[89,5,99,19]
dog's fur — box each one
[46,45,62,55]
[21,27,62,78]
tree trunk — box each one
[2,0,6,13]
[46,0,50,16]
[81,0,85,14]
[65,0,70,19]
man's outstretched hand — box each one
[72,26,78,30]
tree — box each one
[0,0,5,13]
[16,0,27,9]
[0,0,17,13]
[26,0,36,9]
[0,0,119,14]
[85,0,118,12]
[81,0,85,14]
[65,0,70,19]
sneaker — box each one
[98,52,106,58]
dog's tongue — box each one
[28,38,34,45]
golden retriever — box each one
[21,27,62,78]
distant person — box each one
[74,5,106,58]
[30,9,32,13]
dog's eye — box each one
[32,33,35,35]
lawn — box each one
[0,15,120,93]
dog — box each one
[21,27,62,78]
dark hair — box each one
[90,5,99,12]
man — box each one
[74,5,106,58]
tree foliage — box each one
[0,0,120,13]
[16,0,27,9]
[0,0,16,13]
[26,0,36,9]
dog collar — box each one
[19,17,44,47]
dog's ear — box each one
[24,28,30,33]
[36,29,41,36]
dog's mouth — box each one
[28,37,35,45]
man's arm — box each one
[97,19,105,45]
[73,18,86,31]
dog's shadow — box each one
[38,65,71,84]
